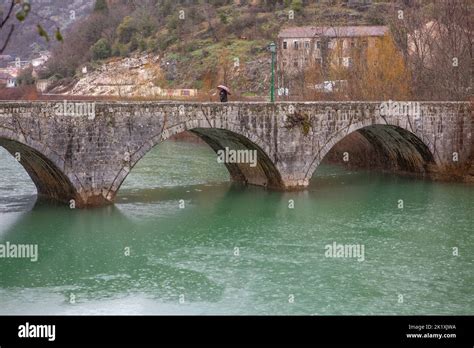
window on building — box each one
[341,57,352,67]
[304,41,310,49]
[316,41,321,49]
[293,41,299,50]
[283,41,287,49]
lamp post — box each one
[269,42,276,103]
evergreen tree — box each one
[94,0,108,12]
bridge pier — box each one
[190,128,285,189]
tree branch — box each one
[0,0,15,28]
[0,24,15,54]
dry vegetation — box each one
[4,0,473,101]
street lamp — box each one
[269,42,276,103]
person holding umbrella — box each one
[217,85,231,102]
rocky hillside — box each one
[66,54,162,97]
[41,0,395,98]
[60,45,273,99]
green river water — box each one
[0,141,472,315]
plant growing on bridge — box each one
[284,111,312,136]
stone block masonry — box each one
[0,101,471,207]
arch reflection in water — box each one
[0,141,473,315]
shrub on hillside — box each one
[117,16,138,44]
[292,0,303,13]
[17,67,35,86]
[91,38,112,60]
[112,43,131,57]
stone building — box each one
[277,26,388,94]
[0,72,16,88]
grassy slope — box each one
[151,1,387,95]
[58,1,389,97]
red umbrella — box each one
[217,85,231,95]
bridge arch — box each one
[2,101,469,207]
[107,125,284,200]
[304,122,437,182]
[0,129,77,204]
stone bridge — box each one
[0,101,471,207]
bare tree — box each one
[200,2,219,43]
[0,0,18,54]
[389,0,472,100]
